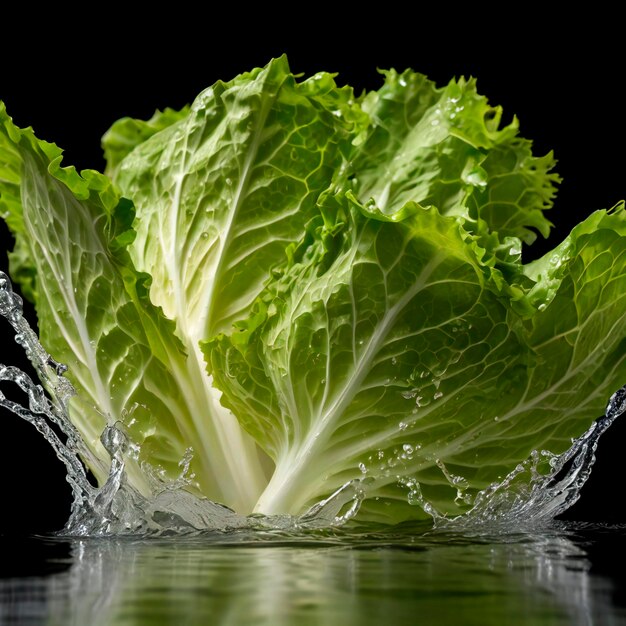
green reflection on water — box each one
[1,526,624,625]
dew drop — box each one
[463,167,488,189]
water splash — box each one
[1,269,623,536]
[434,387,626,531]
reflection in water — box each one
[1,525,624,625]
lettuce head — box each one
[1,56,625,524]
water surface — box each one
[2,523,625,625]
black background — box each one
[1,15,625,534]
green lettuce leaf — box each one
[0,103,268,511]
[347,69,559,243]
[112,56,363,341]
[102,106,190,178]
[206,198,626,523]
